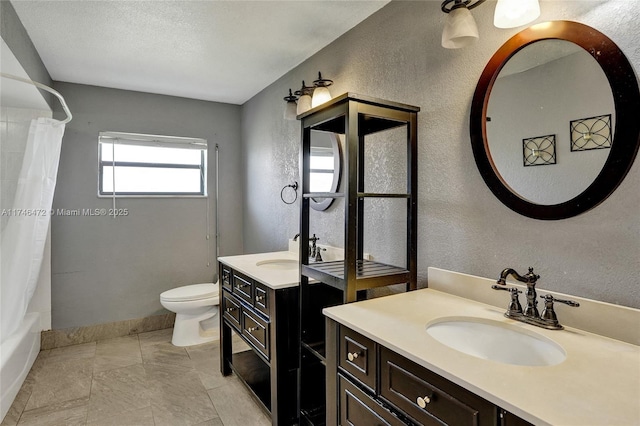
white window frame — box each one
[98,131,208,197]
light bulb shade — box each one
[284,100,298,120]
[494,0,540,28]
[442,7,479,49]
[311,86,331,108]
[296,94,312,115]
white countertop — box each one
[218,251,299,289]
[323,288,640,425]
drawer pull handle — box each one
[416,396,431,408]
[225,307,236,313]
[347,351,362,362]
[255,295,265,302]
[235,283,251,289]
[247,326,259,333]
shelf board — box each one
[357,192,410,198]
[303,192,344,199]
[301,341,326,364]
[302,259,412,291]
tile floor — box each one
[2,328,272,426]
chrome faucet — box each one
[492,267,579,330]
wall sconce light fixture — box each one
[494,0,540,29]
[311,72,333,108]
[295,80,314,115]
[441,0,540,49]
[441,0,484,49]
[284,72,335,119]
[283,89,298,120]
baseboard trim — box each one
[40,312,176,350]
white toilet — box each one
[160,282,220,347]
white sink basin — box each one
[426,317,566,366]
[255,259,298,270]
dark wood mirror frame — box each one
[470,21,640,220]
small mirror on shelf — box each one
[309,131,342,211]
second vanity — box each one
[218,249,300,426]
[323,268,640,426]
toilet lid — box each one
[160,283,219,302]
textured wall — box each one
[51,83,243,328]
[241,0,639,308]
[0,0,52,107]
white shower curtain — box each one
[0,118,65,344]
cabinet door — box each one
[339,375,405,426]
[380,348,497,426]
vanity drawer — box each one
[339,374,405,426]
[221,266,233,292]
[242,309,270,360]
[222,290,242,331]
[232,271,253,305]
[254,282,270,318]
[339,326,377,392]
[380,348,496,426]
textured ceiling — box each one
[10,0,390,105]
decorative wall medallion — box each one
[570,114,612,151]
[523,134,556,166]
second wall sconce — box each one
[441,0,540,49]
[284,72,334,120]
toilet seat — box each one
[160,283,219,302]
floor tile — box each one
[7,327,273,426]
[93,335,142,373]
[147,364,218,426]
[207,376,271,426]
[137,328,174,349]
[86,364,150,423]
[23,358,93,411]
[46,343,96,365]
[86,406,154,426]
[17,397,88,426]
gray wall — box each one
[0,0,52,107]
[51,83,243,329]
[241,0,640,308]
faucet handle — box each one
[539,295,579,329]
[540,294,580,307]
[492,285,523,316]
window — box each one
[98,132,207,196]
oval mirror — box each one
[470,21,640,220]
[309,131,342,211]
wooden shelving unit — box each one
[297,93,420,425]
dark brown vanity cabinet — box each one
[219,263,299,426]
[327,320,533,426]
[298,94,420,425]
